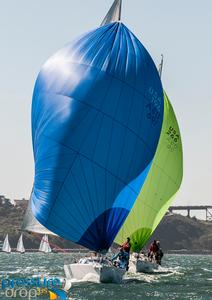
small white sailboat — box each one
[2,234,11,253]
[39,234,52,253]
[16,234,25,253]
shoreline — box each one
[1,249,212,255]
[166,250,212,255]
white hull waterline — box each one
[136,259,158,273]
[64,261,125,284]
[129,256,158,273]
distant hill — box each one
[149,213,212,253]
[0,199,81,250]
[0,200,211,253]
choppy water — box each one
[0,253,211,299]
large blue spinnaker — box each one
[31,22,164,251]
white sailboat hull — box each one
[130,258,158,273]
[100,265,125,284]
[64,262,125,284]
[136,259,158,273]
[64,263,101,281]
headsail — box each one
[115,92,183,251]
[39,235,52,253]
[22,198,55,235]
[101,0,122,26]
[16,234,25,253]
[2,234,11,253]
[31,20,164,252]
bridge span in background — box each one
[169,206,212,222]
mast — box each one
[158,54,164,78]
[101,0,122,26]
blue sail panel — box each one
[31,22,164,251]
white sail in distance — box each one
[39,235,52,253]
[16,234,25,253]
[2,234,11,253]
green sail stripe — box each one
[115,92,183,251]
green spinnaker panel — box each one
[115,92,183,251]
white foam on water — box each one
[123,264,184,283]
[202,268,212,272]
[124,271,158,283]
[153,266,184,276]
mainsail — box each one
[2,234,11,253]
[101,0,122,26]
[115,91,183,251]
[30,2,164,252]
[22,198,55,235]
[16,234,25,253]
[39,235,52,253]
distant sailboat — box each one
[2,234,11,253]
[22,197,54,252]
[39,234,52,253]
[16,234,25,253]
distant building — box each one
[14,198,28,208]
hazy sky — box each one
[0,1,211,216]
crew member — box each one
[148,240,159,261]
[120,237,131,270]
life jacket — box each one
[150,243,158,253]
[121,241,131,253]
